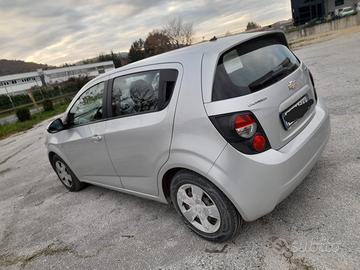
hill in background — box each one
[0,59,54,76]
[0,51,129,77]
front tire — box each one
[170,170,242,242]
[52,155,86,192]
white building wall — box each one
[0,61,115,95]
[43,62,114,84]
[0,73,41,95]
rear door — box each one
[203,33,317,150]
[104,64,182,196]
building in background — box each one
[291,0,326,26]
[0,61,114,95]
[291,0,358,26]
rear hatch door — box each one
[203,33,317,150]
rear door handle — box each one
[90,135,103,142]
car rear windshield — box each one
[212,36,300,101]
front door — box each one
[60,81,121,187]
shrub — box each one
[0,95,13,110]
[43,99,54,111]
[12,94,32,106]
[0,77,91,110]
[16,107,31,122]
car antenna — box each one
[209,36,217,42]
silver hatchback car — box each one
[46,31,330,242]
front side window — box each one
[69,82,105,126]
[111,70,160,117]
[212,37,300,101]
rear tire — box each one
[52,155,86,192]
[170,170,242,242]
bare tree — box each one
[163,17,194,48]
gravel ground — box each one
[1,33,359,270]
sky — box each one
[0,0,292,66]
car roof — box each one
[91,30,285,82]
[69,30,286,113]
[66,30,286,115]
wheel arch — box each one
[48,151,57,167]
[160,166,246,220]
[47,145,72,171]
[161,167,183,203]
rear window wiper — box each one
[248,62,298,92]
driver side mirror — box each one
[66,112,75,127]
[47,118,65,133]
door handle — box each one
[90,135,103,142]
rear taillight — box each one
[234,114,257,139]
[309,71,318,102]
[210,112,270,154]
[252,134,266,152]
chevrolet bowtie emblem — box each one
[288,81,298,90]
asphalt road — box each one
[1,33,359,270]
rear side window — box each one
[212,37,300,101]
[112,70,160,116]
[111,69,178,118]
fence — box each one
[0,76,90,114]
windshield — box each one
[212,38,300,101]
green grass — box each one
[0,103,68,140]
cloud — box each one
[0,0,291,65]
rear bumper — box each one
[207,98,330,221]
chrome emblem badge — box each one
[288,81,298,91]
